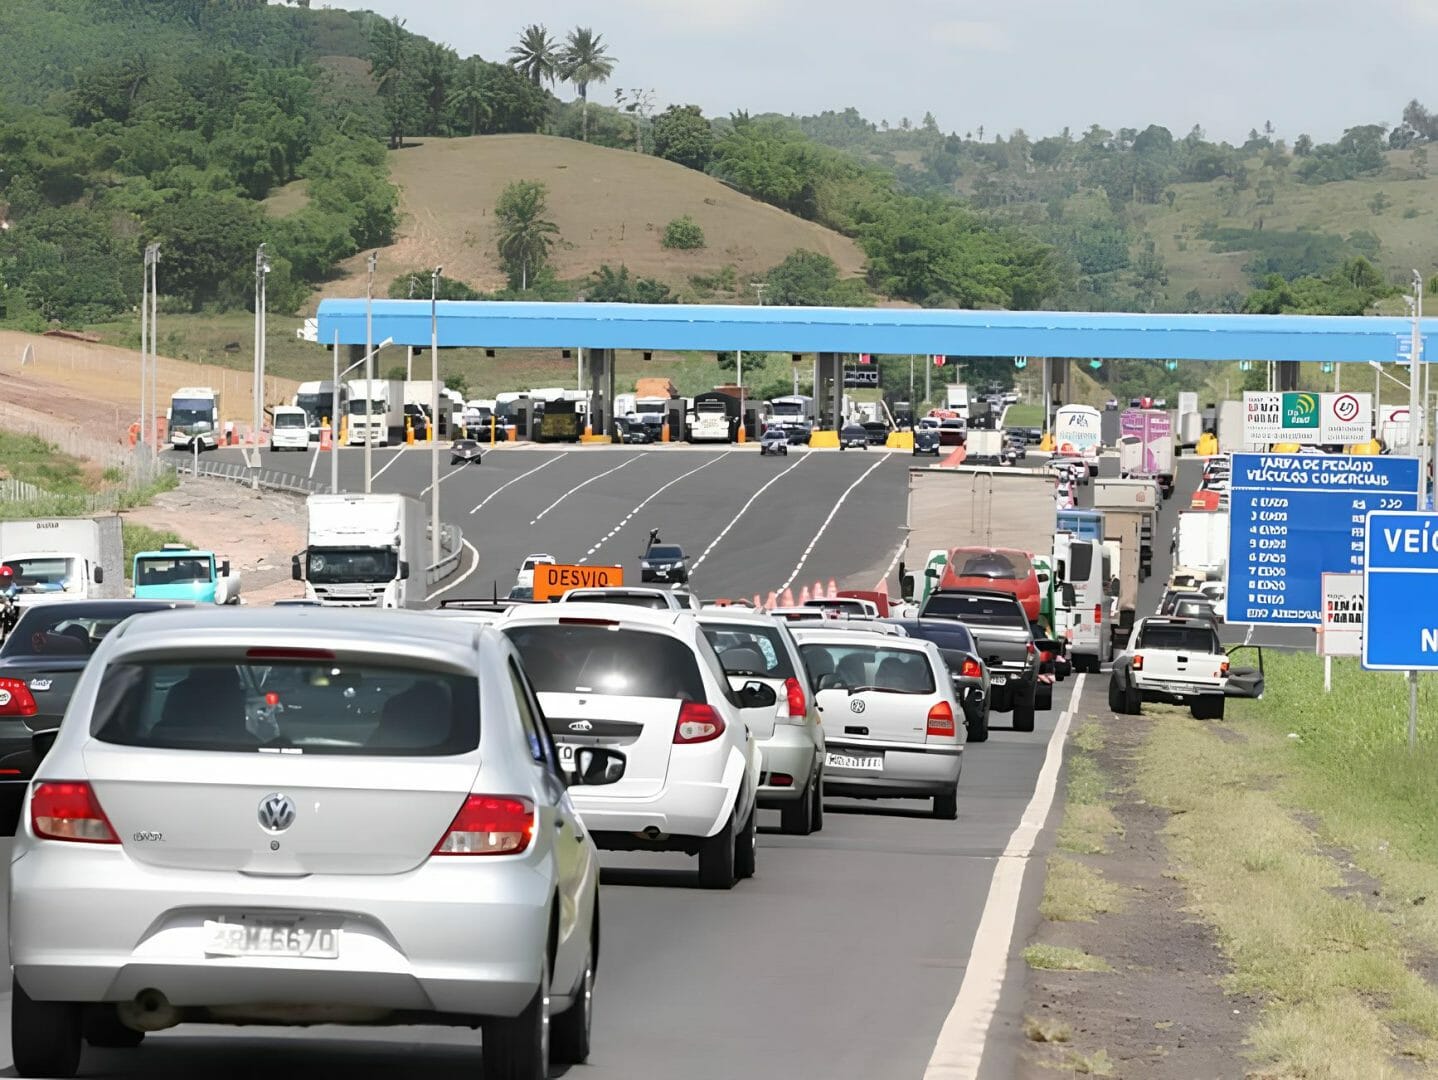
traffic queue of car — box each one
[0,546,1069,1079]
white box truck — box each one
[293,493,427,608]
[1176,509,1230,582]
[0,516,124,610]
[346,379,405,446]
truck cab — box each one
[293,493,426,608]
[132,544,239,605]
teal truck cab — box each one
[132,544,240,604]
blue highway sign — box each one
[1363,510,1438,670]
[1227,453,1420,627]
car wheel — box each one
[550,937,593,1065]
[697,809,738,890]
[1036,683,1053,711]
[1012,686,1037,732]
[1107,680,1127,713]
[483,952,550,1080]
[966,704,990,743]
[11,977,82,1079]
[780,777,816,835]
[735,800,758,879]
[83,1007,144,1050]
[933,788,959,820]
[810,768,824,832]
[1124,687,1142,715]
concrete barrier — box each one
[809,430,840,449]
[886,431,915,450]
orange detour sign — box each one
[533,563,625,602]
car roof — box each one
[696,608,781,626]
[500,601,690,630]
[104,606,484,656]
[789,627,927,647]
[1140,616,1219,630]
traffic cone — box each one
[799,585,811,604]
[813,581,824,603]
[766,591,778,610]
[782,587,795,607]
[827,578,838,598]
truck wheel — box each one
[966,705,989,743]
[1012,686,1037,732]
[1124,687,1142,715]
[1036,683,1053,711]
[1107,680,1126,713]
[1192,696,1225,721]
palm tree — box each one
[560,27,616,142]
[508,24,558,88]
[447,59,489,136]
[495,180,560,291]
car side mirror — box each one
[221,560,231,577]
[1036,571,1049,584]
[899,572,915,602]
[571,746,627,786]
[93,566,104,585]
[32,728,57,761]
[398,561,411,581]
[736,680,777,709]
[1061,584,1076,607]
[925,568,940,581]
[291,555,302,581]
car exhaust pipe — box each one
[118,989,181,1032]
[642,826,662,839]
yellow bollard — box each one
[405,418,415,446]
[490,416,497,448]
[1039,431,1054,452]
[427,418,434,443]
[661,421,670,443]
[737,425,746,444]
[339,416,348,444]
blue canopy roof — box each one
[316,299,1436,364]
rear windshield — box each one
[89,660,479,755]
[506,624,705,700]
[954,551,1029,579]
[702,623,797,680]
[274,412,306,428]
[565,592,670,610]
[921,593,1027,627]
[892,620,977,654]
[2,606,171,659]
[1069,542,1094,582]
[1136,625,1221,653]
[1173,601,1214,619]
[798,644,936,695]
[647,546,684,560]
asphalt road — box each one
[0,442,1088,1078]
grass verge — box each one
[121,523,190,581]
[1138,702,1438,1075]
[1004,403,1045,427]
[1057,721,1123,856]
[1039,856,1122,922]
[1023,943,1113,973]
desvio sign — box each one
[533,563,624,602]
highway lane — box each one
[0,675,1081,1079]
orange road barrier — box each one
[782,588,795,607]
[827,579,838,598]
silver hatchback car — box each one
[8,607,626,1080]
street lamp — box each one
[252,243,271,469]
[148,245,159,453]
[333,336,393,494]
[430,265,442,571]
[364,251,377,494]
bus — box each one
[168,387,221,451]
[1053,404,1102,476]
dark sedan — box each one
[885,618,992,742]
[0,599,191,833]
[861,421,891,446]
[912,428,943,456]
[614,417,654,444]
[838,424,870,450]
[938,418,967,447]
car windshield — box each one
[647,546,684,560]
[505,624,705,699]
[90,659,480,755]
[275,412,306,428]
[2,556,78,591]
[798,643,935,694]
[1174,601,1214,619]
[702,623,797,679]
[305,548,398,584]
[922,593,1027,627]
[1136,625,1221,653]
[135,557,211,586]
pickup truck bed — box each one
[1108,616,1228,720]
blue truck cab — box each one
[1056,508,1105,542]
[132,544,234,604]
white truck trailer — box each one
[293,493,427,608]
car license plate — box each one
[990,674,1008,686]
[557,743,577,773]
[826,751,883,771]
[203,920,338,959]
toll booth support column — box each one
[1277,361,1300,392]
[815,352,842,430]
[586,348,615,437]
[1048,358,1069,411]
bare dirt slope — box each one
[314,134,867,300]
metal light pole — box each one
[149,247,159,451]
[1409,271,1424,750]
[252,244,270,451]
[909,354,915,415]
[364,252,377,494]
[140,247,150,452]
[331,328,341,494]
[431,266,442,570]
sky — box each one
[317,0,1438,144]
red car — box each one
[939,547,1041,626]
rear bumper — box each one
[573,778,738,843]
[821,738,961,799]
[1138,680,1224,704]
[756,725,819,804]
[9,844,553,1018]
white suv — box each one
[698,609,825,836]
[501,604,762,889]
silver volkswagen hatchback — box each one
[8,607,626,1080]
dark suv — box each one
[641,540,690,584]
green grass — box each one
[0,432,89,495]
[1003,403,1044,426]
[1023,944,1113,973]
[1040,855,1123,922]
[1058,722,1123,856]
[122,522,189,581]
[1138,704,1438,1075]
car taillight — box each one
[1133,654,1144,671]
[0,678,37,717]
[31,782,119,844]
[960,658,982,679]
[1219,661,1230,675]
[1026,641,1036,657]
[926,700,956,737]
[433,795,534,856]
[674,702,726,744]
[1093,603,1103,625]
[779,677,807,721]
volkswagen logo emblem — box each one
[849,699,866,714]
[568,720,593,732]
[257,793,296,833]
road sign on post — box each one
[1241,392,1372,446]
[1362,511,1438,670]
[1227,453,1420,626]
[1318,572,1363,657]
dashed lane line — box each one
[529,454,648,526]
[774,455,889,592]
[370,447,407,481]
[578,452,735,564]
[469,454,569,515]
[689,451,811,573]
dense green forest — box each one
[0,0,1431,367]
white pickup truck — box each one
[1107,616,1229,720]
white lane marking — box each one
[579,452,734,563]
[427,539,481,601]
[420,457,472,497]
[307,448,320,481]
[690,451,811,572]
[923,673,1085,1080]
[371,446,406,481]
[529,454,647,526]
[880,539,907,582]
[470,454,569,514]
[775,455,888,591]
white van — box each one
[1055,533,1113,673]
[270,405,310,451]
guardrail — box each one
[426,522,464,587]
[157,456,332,496]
